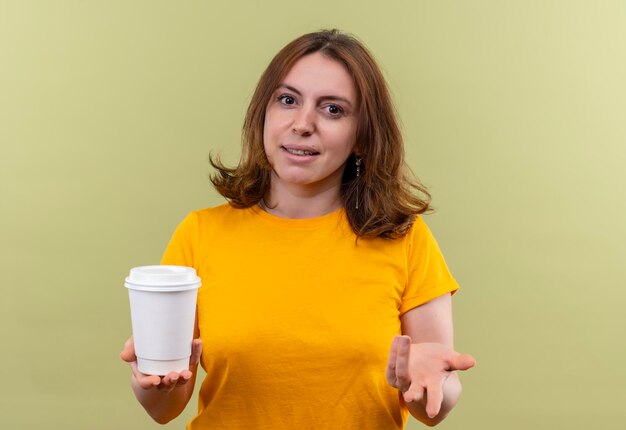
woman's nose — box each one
[292,105,315,136]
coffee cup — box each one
[125,265,201,375]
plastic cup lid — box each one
[124,265,201,292]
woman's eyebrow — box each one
[277,84,353,108]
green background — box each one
[2,1,625,428]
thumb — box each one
[189,339,203,366]
[447,353,476,371]
[119,337,136,363]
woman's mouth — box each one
[282,147,320,156]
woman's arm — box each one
[387,293,475,426]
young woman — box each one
[121,29,475,429]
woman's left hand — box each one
[386,335,476,419]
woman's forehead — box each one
[280,53,357,102]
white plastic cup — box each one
[125,265,201,375]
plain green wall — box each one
[2,1,625,429]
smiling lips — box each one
[282,146,320,156]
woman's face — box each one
[263,52,358,193]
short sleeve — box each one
[160,212,199,268]
[399,217,459,315]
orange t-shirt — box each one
[161,204,458,429]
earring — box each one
[355,157,362,209]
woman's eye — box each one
[278,95,295,105]
[326,105,343,116]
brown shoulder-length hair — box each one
[210,29,431,238]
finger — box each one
[119,336,136,363]
[403,382,424,404]
[425,381,444,419]
[386,336,400,387]
[176,372,192,386]
[157,372,180,392]
[447,353,476,371]
[165,371,180,385]
[130,361,161,389]
[395,336,412,392]
[189,339,203,367]
[180,368,194,381]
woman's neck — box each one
[262,178,342,219]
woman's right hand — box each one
[120,336,203,394]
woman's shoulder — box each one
[187,202,240,224]
[404,215,437,246]
[192,202,233,216]
[408,215,428,232]
[186,202,259,226]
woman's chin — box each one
[277,176,316,187]
[272,169,317,186]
